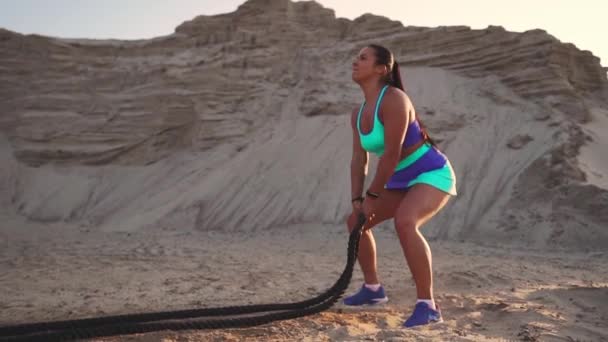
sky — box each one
[1,0,606,66]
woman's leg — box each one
[346,189,406,285]
[393,184,450,305]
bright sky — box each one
[1,0,606,66]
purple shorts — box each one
[385,143,456,195]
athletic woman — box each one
[344,44,457,328]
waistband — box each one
[394,142,432,172]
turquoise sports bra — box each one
[357,85,426,160]
[357,85,389,156]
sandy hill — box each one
[1,0,607,250]
[2,1,608,341]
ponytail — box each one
[391,61,437,147]
[390,61,404,91]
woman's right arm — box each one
[350,108,368,210]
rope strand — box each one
[0,214,366,342]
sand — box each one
[1,212,607,341]
[1,0,608,340]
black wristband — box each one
[351,196,364,203]
[365,190,380,198]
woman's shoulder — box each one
[385,86,410,102]
[381,86,411,112]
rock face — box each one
[1,0,607,250]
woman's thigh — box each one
[363,189,408,229]
[394,184,451,229]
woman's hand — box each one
[362,196,378,230]
[352,198,363,212]
[346,198,364,232]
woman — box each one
[343,44,457,328]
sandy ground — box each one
[1,214,606,342]
[2,2,608,341]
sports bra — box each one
[357,85,425,156]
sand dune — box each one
[1,0,607,340]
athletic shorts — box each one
[385,142,457,196]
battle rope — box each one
[0,214,366,342]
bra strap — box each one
[373,85,390,120]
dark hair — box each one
[367,44,436,146]
[367,44,403,91]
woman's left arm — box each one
[367,91,409,194]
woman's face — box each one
[351,47,386,83]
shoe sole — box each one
[369,297,389,305]
[342,296,389,307]
[403,317,444,329]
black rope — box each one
[2,281,347,341]
[0,214,366,342]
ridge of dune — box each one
[0,0,607,250]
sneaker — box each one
[343,284,389,306]
[403,302,443,328]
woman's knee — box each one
[346,210,371,232]
[394,214,418,234]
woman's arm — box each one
[367,89,409,194]
[350,107,369,206]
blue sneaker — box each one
[343,284,389,306]
[403,302,443,328]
